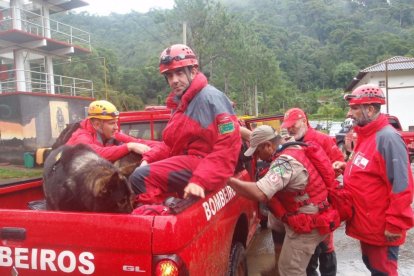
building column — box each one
[14,49,26,92]
[46,56,55,94]
[11,0,24,30]
[42,5,51,38]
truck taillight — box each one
[155,260,179,276]
[153,254,187,276]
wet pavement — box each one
[247,224,414,276]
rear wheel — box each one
[228,242,247,276]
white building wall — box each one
[360,70,414,131]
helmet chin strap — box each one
[92,120,106,142]
[358,105,379,126]
[182,66,193,95]
[361,105,370,122]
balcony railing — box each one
[0,69,94,97]
[0,7,91,51]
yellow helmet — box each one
[87,100,119,120]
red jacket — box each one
[66,119,156,162]
[275,146,329,212]
[304,128,344,163]
[143,72,241,191]
[343,114,414,246]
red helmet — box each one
[344,84,386,105]
[159,44,198,74]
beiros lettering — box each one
[0,246,95,274]
[203,186,236,221]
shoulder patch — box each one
[270,158,292,176]
[217,116,235,134]
[271,163,286,176]
[218,121,235,134]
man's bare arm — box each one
[227,177,267,202]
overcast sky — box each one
[74,0,175,15]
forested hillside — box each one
[55,0,414,118]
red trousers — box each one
[361,241,399,276]
[129,155,202,204]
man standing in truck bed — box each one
[129,44,240,202]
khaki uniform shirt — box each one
[256,146,319,214]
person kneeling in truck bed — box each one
[129,44,241,203]
[66,100,157,162]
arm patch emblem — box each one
[270,159,292,176]
[271,164,286,176]
[218,122,235,134]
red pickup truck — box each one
[339,114,414,162]
[0,109,259,275]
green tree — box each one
[333,62,360,89]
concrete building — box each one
[0,0,93,164]
[345,56,414,131]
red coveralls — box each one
[129,73,241,203]
[66,118,157,162]
[344,114,414,275]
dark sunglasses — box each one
[160,53,196,65]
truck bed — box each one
[0,172,259,275]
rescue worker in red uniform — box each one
[228,125,340,276]
[282,108,344,276]
[66,100,155,162]
[333,84,414,276]
[129,44,240,202]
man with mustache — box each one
[129,44,240,203]
[334,84,413,275]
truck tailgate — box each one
[0,210,154,275]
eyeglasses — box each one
[160,54,196,65]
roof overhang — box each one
[44,0,89,13]
[0,29,90,56]
[345,56,414,92]
[344,71,367,92]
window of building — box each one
[378,80,385,87]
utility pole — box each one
[102,57,108,100]
[182,22,187,45]
[254,84,259,116]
